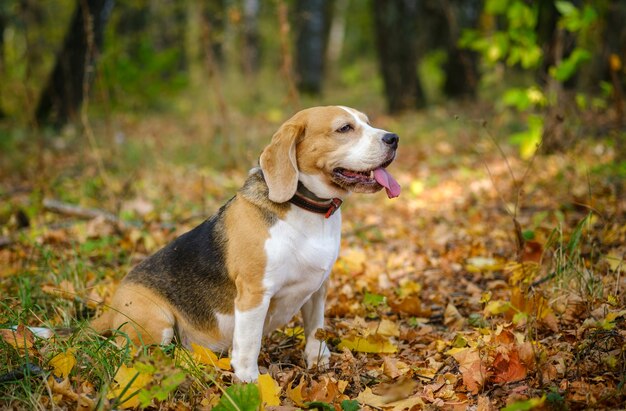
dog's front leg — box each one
[301,279,331,369]
[231,293,270,382]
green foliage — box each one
[341,399,361,411]
[501,396,546,411]
[213,383,261,411]
[460,0,542,69]
[461,0,601,157]
[100,37,188,111]
[306,401,335,411]
[508,114,543,160]
[137,370,187,407]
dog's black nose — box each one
[382,133,399,149]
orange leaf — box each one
[0,325,37,355]
[493,350,527,384]
[449,347,489,394]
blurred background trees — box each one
[0,0,624,157]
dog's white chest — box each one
[262,208,341,330]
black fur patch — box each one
[126,202,236,329]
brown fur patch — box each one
[224,195,272,312]
[92,283,176,346]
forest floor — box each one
[0,103,625,410]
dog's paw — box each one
[233,366,259,383]
[305,340,331,370]
[231,355,260,382]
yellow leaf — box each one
[465,257,503,272]
[338,248,367,274]
[49,349,76,379]
[483,300,510,317]
[258,374,281,407]
[410,180,424,196]
[356,387,387,408]
[108,364,153,409]
[286,379,306,407]
[281,326,306,342]
[338,335,397,353]
[191,343,231,370]
[374,319,400,337]
[398,280,422,298]
[605,251,623,272]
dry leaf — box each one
[493,349,527,383]
[448,347,488,394]
[444,303,465,331]
[1,324,37,356]
[42,280,76,301]
[49,349,77,379]
[374,318,400,337]
[191,343,231,370]
[338,335,397,353]
[286,378,306,407]
[303,376,340,403]
[108,364,153,409]
[258,374,281,407]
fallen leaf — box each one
[382,356,410,379]
[48,375,78,401]
[338,335,397,353]
[448,347,488,394]
[303,376,340,403]
[356,387,387,408]
[42,280,76,301]
[493,349,527,383]
[258,374,281,407]
[49,349,77,379]
[286,378,306,407]
[108,364,153,409]
[191,342,231,370]
[484,300,511,317]
[466,257,503,272]
[374,318,400,337]
[1,324,37,356]
[444,303,465,330]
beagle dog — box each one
[91,106,401,382]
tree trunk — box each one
[242,0,260,76]
[202,0,226,68]
[35,0,113,127]
[373,0,425,113]
[0,7,5,118]
[442,0,481,99]
[295,0,330,95]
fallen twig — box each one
[43,198,123,226]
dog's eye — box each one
[336,124,353,133]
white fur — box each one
[338,106,392,171]
[299,172,349,200]
[161,328,174,345]
[229,206,341,381]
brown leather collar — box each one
[289,193,343,218]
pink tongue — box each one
[373,168,401,198]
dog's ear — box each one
[260,114,306,203]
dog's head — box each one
[260,106,400,203]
